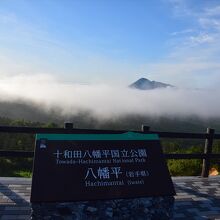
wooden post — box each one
[201,128,215,177]
[142,125,150,132]
[64,122,73,129]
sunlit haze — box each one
[1,0,220,118]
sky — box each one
[1,0,220,119]
[0,0,220,88]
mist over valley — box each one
[0,74,220,132]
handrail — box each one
[0,124,219,177]
[0,125,212,138]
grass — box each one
[167,159,202,176]
[0,158,33,177]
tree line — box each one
[0,116,219,177]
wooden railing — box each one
[0,123,220,177]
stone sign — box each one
[31,132,175,203]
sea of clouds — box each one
[0,74,219,119]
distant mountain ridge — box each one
[129,78,174,90]
[0,100,220,133]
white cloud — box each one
[198,18,220,30]
[1,1,220,95]
[204,5,220,17]
[140,58,220,89]
[170,29,194,36]
[189,33,215,45]
[0,73,220,119]
[169,1,220,39]
[147,1,220,88]
[1,2,220,119]
[0,55,32,76]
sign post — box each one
[31,132,175,203]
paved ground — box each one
[173,176,220,219]
[0,176,220,219]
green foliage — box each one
[14,170,32,178]
[0,158,33,177]
[210,141,220,172]
[43,122,59,128]
[0,117,57,177]
[164,145,204,176]
[168,159,202,176]
[0,116,220,177]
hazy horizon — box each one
[1,0,220,88]
[0,73,219,120]
[0,1,220,120]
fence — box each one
[0,123,220,177]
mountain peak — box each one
[129,78,173,90]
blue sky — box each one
[0,0,220,88]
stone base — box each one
[31,196,174,220]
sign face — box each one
[31,132,175,203]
